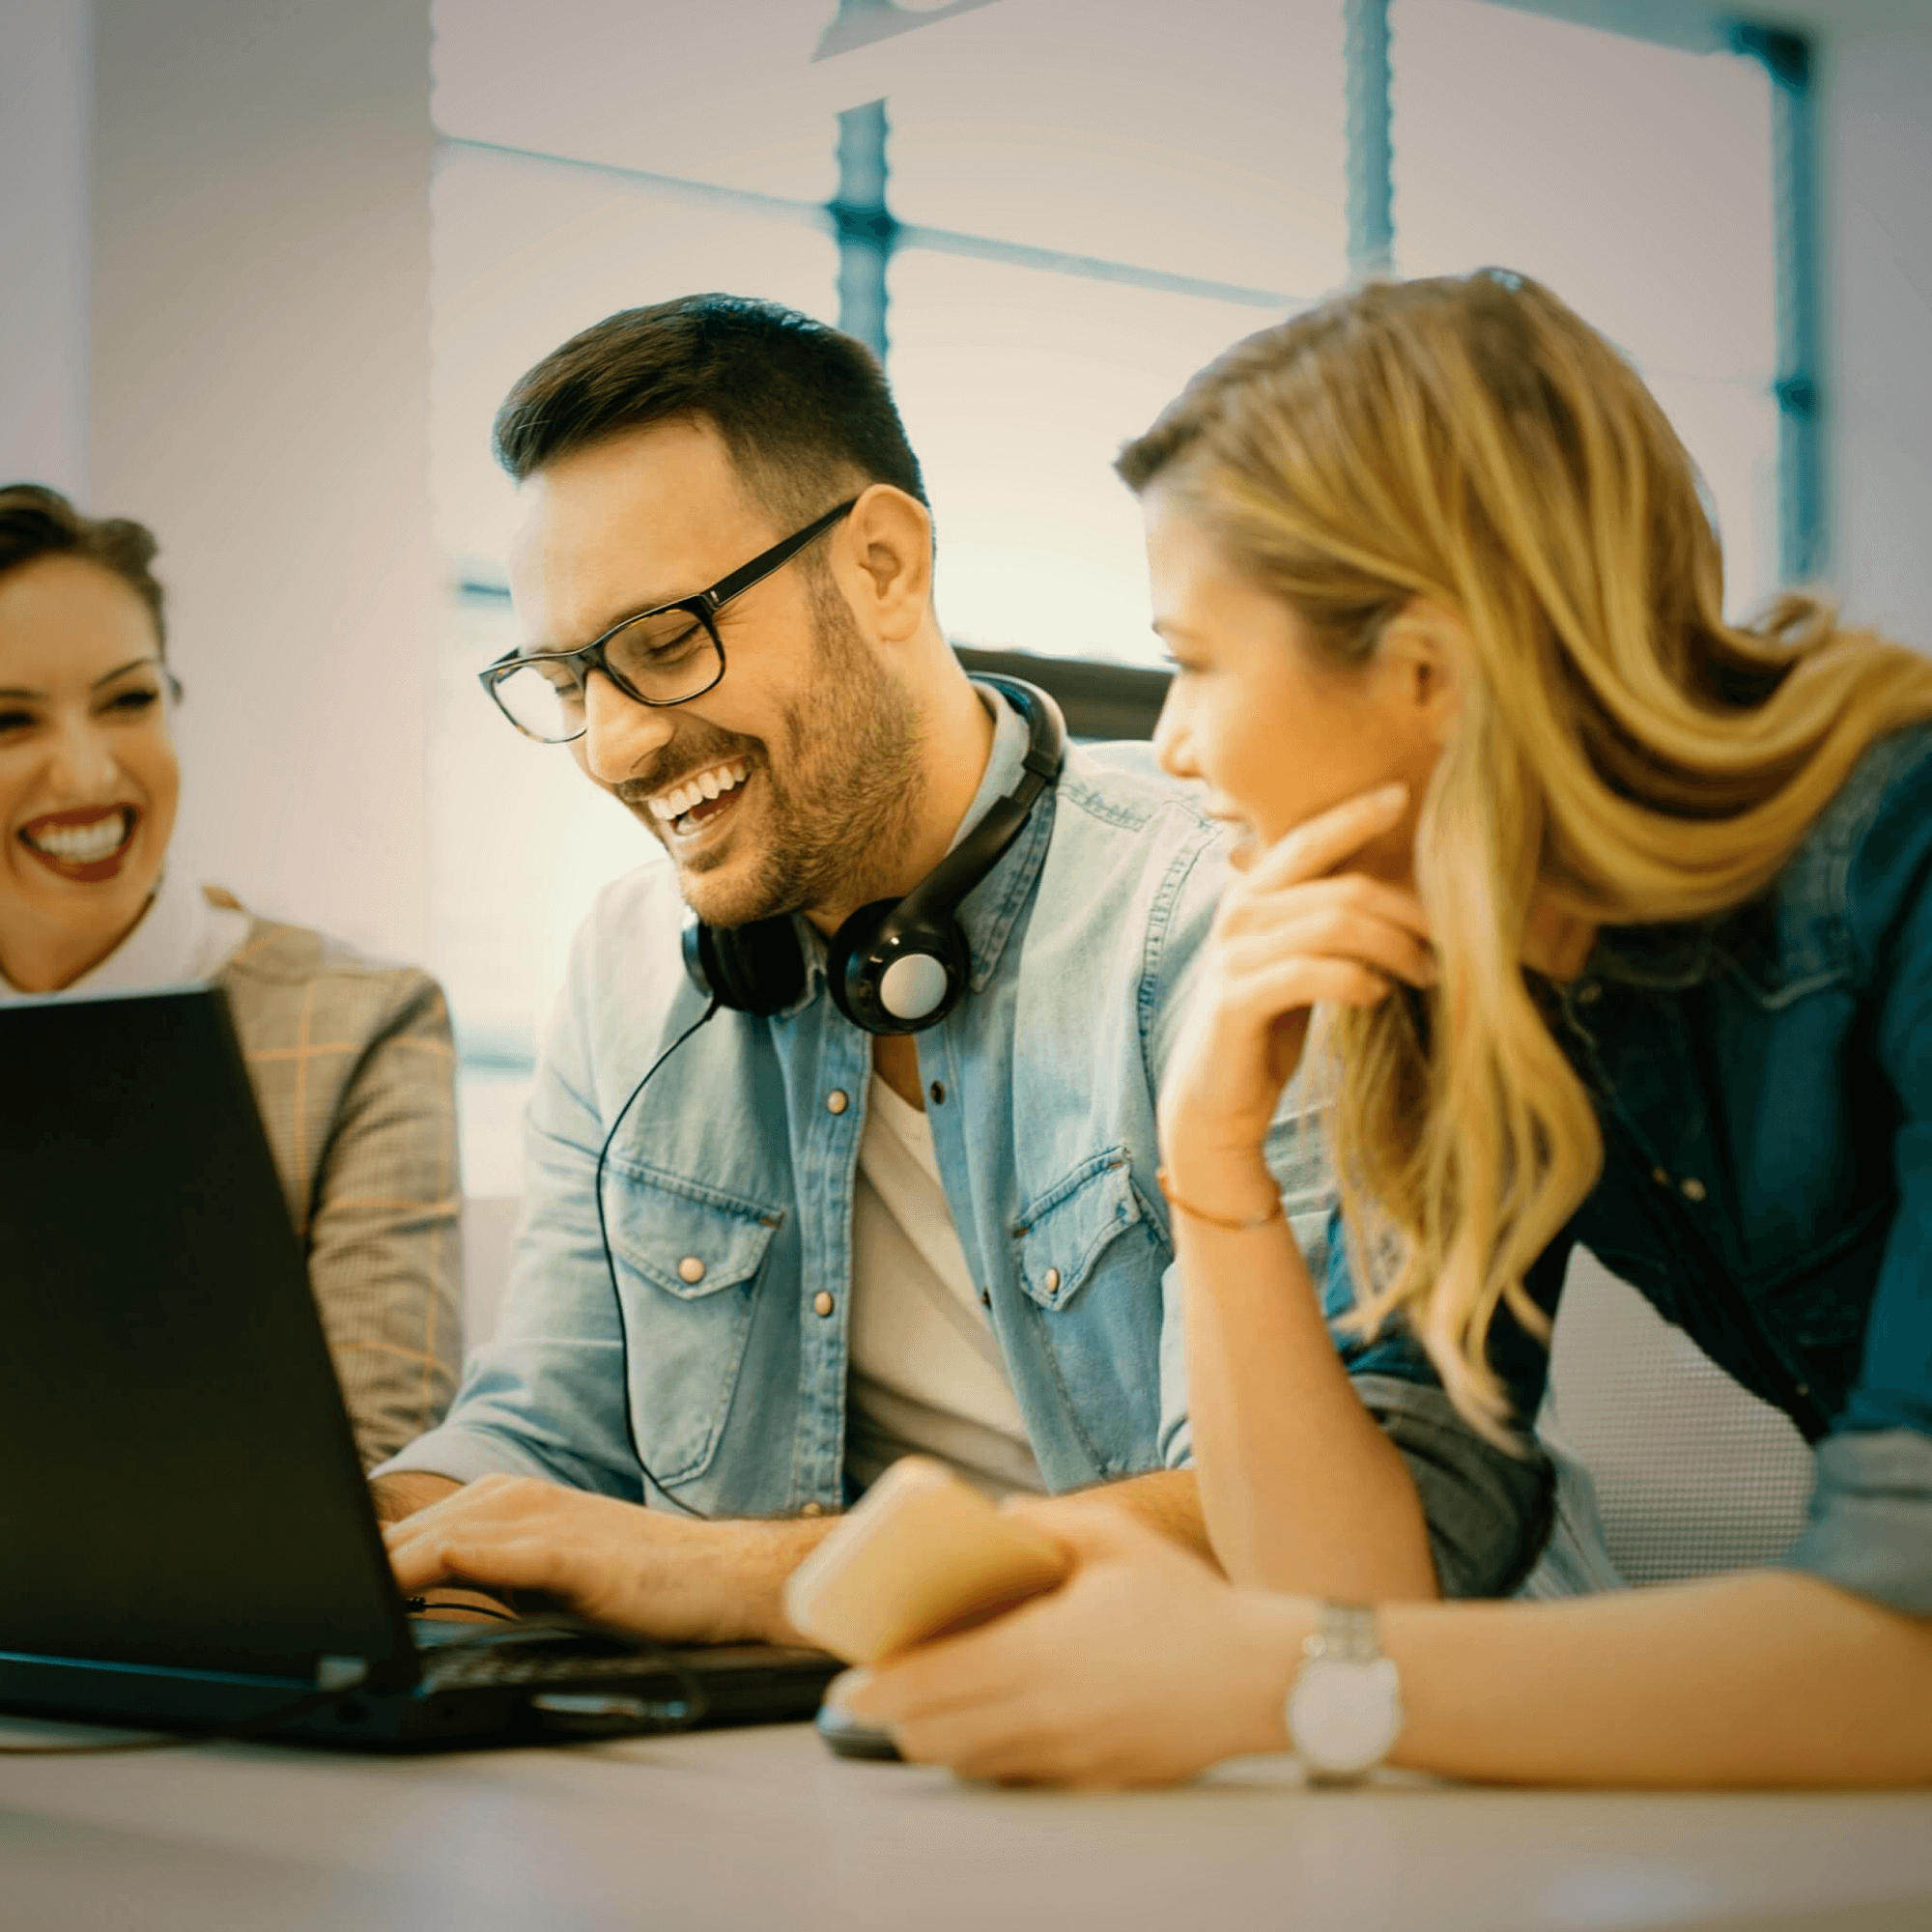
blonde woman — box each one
[839,272,1932,1788]
[0,484,464,1468]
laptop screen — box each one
[0,986,412,1682]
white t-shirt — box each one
[845,1073,1045,1499]
[0,869,249,1003]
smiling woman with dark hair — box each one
[0,483,464,1468]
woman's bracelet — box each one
[1155,1166,1286,1232]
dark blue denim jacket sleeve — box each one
[1321,1217,1563,1599]
[1783,735,1932,1615]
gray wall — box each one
[0,0,90,496]
[87,0,439,959]
[1817,0,1932,639]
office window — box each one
[430,2,843,1186]
[889,259,1298,668]
[428,0,1809,1188]
[882,0,1345,668]
[1389,0,1782,612]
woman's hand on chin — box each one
[835,1504,1302,1789]
[1160,782,1435,1191]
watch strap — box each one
[1306,1601,1379,1665]
[1286,1600,1402,1787]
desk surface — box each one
[4,1716,1930,1932]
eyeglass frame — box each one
[476,497,859,744]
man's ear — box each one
[838,484,933,644]
[1377,599,1467,749]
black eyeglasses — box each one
[478,498,858,744]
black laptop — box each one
[0,984,838,1748]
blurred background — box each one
[3,0,1926,1190]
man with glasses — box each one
[372,295,1338,1645]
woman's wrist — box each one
[1154,1132,1281,1230]
[1215,1590,1313,1760]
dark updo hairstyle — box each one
[0,484,168,653]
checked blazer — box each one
[213,898,464,1468]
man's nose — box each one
[580,670,677,787]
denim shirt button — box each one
[929,1080,947,1105]
[826,1089,850,1115]
[1574,980,1603,1006]
[1043,1267,1062,1293]
[813,1291,836,1317]
[1680,1178,1707,1203]
[799,1501,825,1518]
[677,1255,706,1284]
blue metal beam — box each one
[1730,21,1824,582]
[1345,0,1394,279]
[832,99,897,358]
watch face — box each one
[1288,1658,1404,1777]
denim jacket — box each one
[386,687,1332,1516]
[1327,722,1932,1615]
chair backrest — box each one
[1542,1248,1816,1586]
[460,1195,523,1350]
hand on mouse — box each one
[836,1503,1303,1788]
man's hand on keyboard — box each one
[381,1473,838,1647]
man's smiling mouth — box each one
[647,758,751,838]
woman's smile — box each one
[15,804,142,883]
[0,553,180,991]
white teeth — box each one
[647,759,749,824]
[23,810,131,862]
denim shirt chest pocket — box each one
[604,1162,784,1488]
[1009,1149,1168,1473]
[1013,1150,1145,1307]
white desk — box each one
[3,1717,1930,1932]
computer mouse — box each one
[814,1698,904,1761]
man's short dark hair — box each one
[0,484,167,651]
[492,295,928,529]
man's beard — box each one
[663,582,926,930]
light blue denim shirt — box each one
[386,687,1332,1516]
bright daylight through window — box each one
[428,0,1792,1192]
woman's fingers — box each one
[1222,870,1434,947]
[1239,781,1410,892]
[1220,952,1396,1019]
[1220,905,1435,996]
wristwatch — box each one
[1284,1602,1404,1785]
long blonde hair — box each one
[1120,270,1932,1435]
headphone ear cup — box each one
[827,899,969,1035]
[683,914,807,1016]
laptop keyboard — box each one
[425,1647,678,1689]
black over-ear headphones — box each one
[681,675,1065,1035]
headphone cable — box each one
[592,995,723,1519]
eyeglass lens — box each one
[493,609,722,741]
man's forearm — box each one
[1027,1468,1217,1566]
[733,1485,1204,1645]
[725,1513,844,1644]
